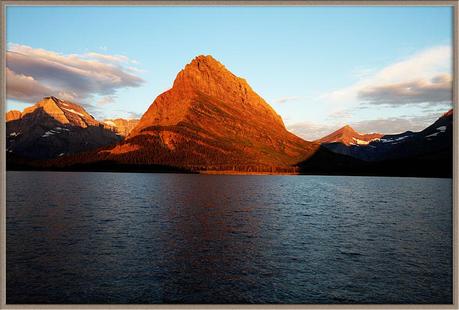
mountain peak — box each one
[17,96,100,128]
[189,54,222,67]
[443,109,453,118]
[132,55,285,134]
[317,125,383,146]
[341,124,356,131]
[172,54,243,92]
[44,96,60,104]
[21,96,70,124]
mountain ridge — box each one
[316,125,383,146]
[5,56,453,177]
[318,109,453,165]
[98,55,318,171]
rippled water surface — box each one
[7,171,452,304]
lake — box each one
[6,171,452,304]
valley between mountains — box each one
[6,55,453,177]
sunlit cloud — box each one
[323,45,452,109]
[6,43,145,109]
[6,68,54,102]
[358,73,452,105]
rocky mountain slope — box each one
[6,96,121,159]
[70,55,319,172]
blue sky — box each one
[6,5,453,139]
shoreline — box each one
[199,170,298,175]
[5,168,452,179]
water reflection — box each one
[7,172,452,304]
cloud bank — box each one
[6,44,144,106]
[325,45,452,108]
[358,74,452,105]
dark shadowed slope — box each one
[319,109,453,163]
[307,109,453,177]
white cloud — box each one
[287,121,340,141]
[272,96,302,104]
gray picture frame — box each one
[0,1,457,309]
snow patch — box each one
[42,128,59,137]
[41,126,70,137]
[351,138,370,145]
[437,126,447,132]
[425,132,439,138]
[380,136,409,143]
[42,130,55,137]
[63,107,85,117]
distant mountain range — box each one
[103,118,139,137]
[5,55,453,177]
[300,110,453,177]
[319,110,453,163]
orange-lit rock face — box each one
[6,110,22,122]
[107,143,141,155]
[317,125,383,146]
[113,55,318,170]
[133,55,285,133]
